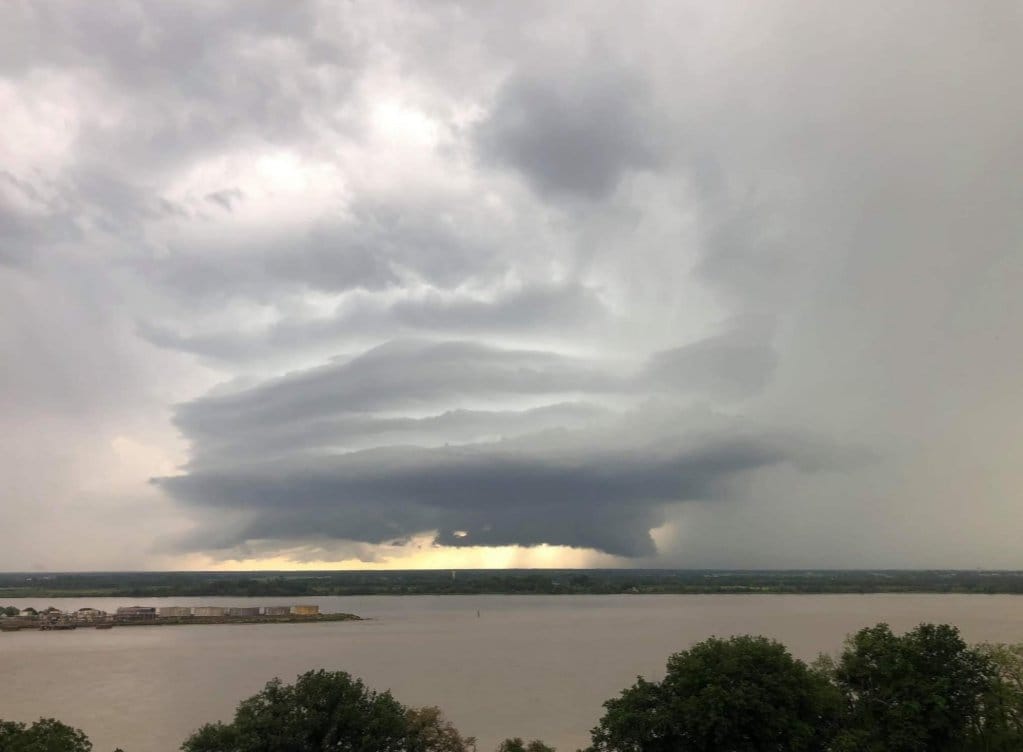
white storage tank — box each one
[192,606,226,617]
[158,606,192,617]
[227,607,261,617]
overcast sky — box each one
[2,1,1021,571]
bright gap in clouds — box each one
[193,536,627,572]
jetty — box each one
[0,604,360,632]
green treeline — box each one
[5,569,1023,598]
[3,622,1023,751]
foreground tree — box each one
[182,670,412,752]
[976,642,1023,745]
[934,641,1023,752]
[0,718,92,752]
[181,670,475,752]
[587,635,841,752]
[495,738,555,752]
[831,623,996,752]
[404,706,477,752]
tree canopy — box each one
[496,739,556,752]
[587,634,841,752]
[0,718,93,752]
[181,670,478,752]
[832,623,1016,752]
[586,625,1023,752]
[181,670,412,752]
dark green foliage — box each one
[0,718,92,752]
[496,738,555,752]
[182,670,409,752]
[587,677,665,752]
[588,635,841,752]
[588,626,1023,752]
[0,606,20,617]
[179,723,240,752]
[404,706,476,752]
[181,670,475,752]
[832,623,997,752]
[972,643,1023,750]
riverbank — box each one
[4,569,1023,599]
[2,612,361,632]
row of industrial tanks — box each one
[102,604,321,618]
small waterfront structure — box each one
[116,606,157,621]
[291,604,320,615]
[19,608,38,618]
[158,606,192,618]
[192,606,226,617]
[227,607,260,617]
[263,606,290,616]
[76,607,106,621]
[40,607,68,624]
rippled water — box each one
[3,594,1023,752]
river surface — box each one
[3,594,1023,751]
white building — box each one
[157,606,192,618]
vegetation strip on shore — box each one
[5,569,1023,599]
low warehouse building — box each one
[192,606,226,617]
[158,606,192,618]
[291,605,320,615]
[263,606,290,616]
[116,606,156,620]
[227,607,260,617]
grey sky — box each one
[1,1,1020,570]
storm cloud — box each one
[160,427,808,557]
[476,65,660,200]
[2,1,1021,569]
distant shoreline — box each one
[4,569,1023,598]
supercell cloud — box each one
[1,2,1021,569]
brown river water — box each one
[3,594,1023,752]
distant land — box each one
[3,569,1023,598]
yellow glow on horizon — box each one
[188,537,628,571]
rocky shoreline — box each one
[1,612,361,632]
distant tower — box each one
[451,570,456,580]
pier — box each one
[1,604,360,632]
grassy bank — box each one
[4,569,1023,598]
